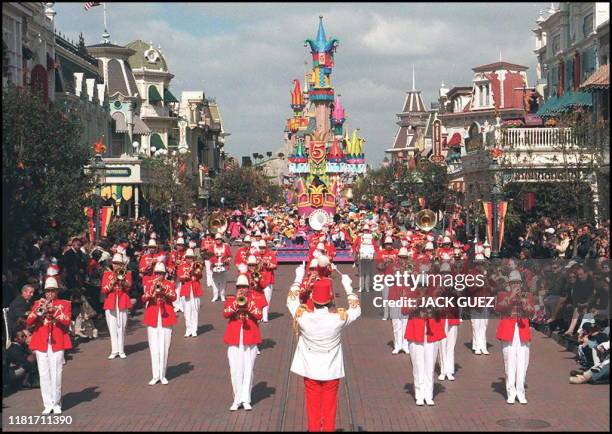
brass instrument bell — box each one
[415,209,437,232]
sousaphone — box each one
[415,209,437,232]
[207,211,228,234]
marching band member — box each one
[139,239,159,278]
[177,249,203,337]
[234,235,252,267]
[142,262,177,385]
[168,238,185,313]
[438,262,461,381]
[468,262,491,355]
[26,277,71,415]
[101,253,133,359]
[258,239,278,322]
[376,236,398,320]
[200,231,215,289]
[211,233,232,302]
[352,225,378,292]
[390,247,411,354]
[495,270,535,404]
[287,258,361,432]
[436,236,454,262]
[223,274,266,411]
[404,281,446,406]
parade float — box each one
[276,16,366,263]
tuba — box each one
[207,211,228,235]
[415,209,437,232]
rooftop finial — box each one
[412,65,415,91]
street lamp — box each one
[91,153,106,241]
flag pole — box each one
[102,2,110,43]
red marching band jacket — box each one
[258,249,278,285]
[141,276,177,327]
[167,249,185,276]
[403,287,446,343]
[376,249,399,275]
[26,299,72,352]
[210,244,233,269]
[177,261,203,297]
[234,246,250,267]
[200,238,215,259]
[223,294,265,346]
[495,290,535,343]
[101,270,133,310]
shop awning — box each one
[164,88,179,103]
[447,132,462,147]
[148,85,163,103]
[536,95,559,117]
[133,116,151,135]
[150,133,165,149]
[111,112,128,133]
[555,91,593,112]
[580,63,609,90]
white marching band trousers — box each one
[35,344,63,410]
[148,310,172,380]
[501,324,530,399]
[470,308,489,352]
[228,328,257,405]
[211,271,227,300]
[389,304,409,352]
[105,309,128,355]
[358,259,375,292]
[409,338,439,402]
[262,285,273,322]
[183,288,200,335]
[439,321,458,376]
[382,284,390,319]
[173,281,185,312]
[204,260,213,287]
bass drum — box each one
[309,209,331,231]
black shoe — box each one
[570,369,585,376]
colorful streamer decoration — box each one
[482,201,508,251]
[84,206,114,241]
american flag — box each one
[84,2,101,10]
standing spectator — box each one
[61,237,88,291]
[565,266,595,336]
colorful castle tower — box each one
[285,16,366,221]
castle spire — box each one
[412,64,415,91]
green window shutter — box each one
[168,137,178,148]
[163,88,179,103]
[148,85,163,103]
[150,133,165,149]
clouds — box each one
[53,2,546,166]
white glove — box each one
[294,262,306,284]
[341,274,353,295]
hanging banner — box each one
[482,201,493,247]
[523,191,536,212]
[121,186,133,201]
[498,201,508,251]
[84,206,114,241]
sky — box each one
[54,2,550,166]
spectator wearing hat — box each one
[142,261,176,385]
[287,261,360,431]
[177,249,203,337]
[26,277,72,415]
[376,236,398,320]
[223,274,266,411]
[495,270,535,404]
[100,253,133,359]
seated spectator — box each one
[7,284,35,336]
[70,290,98,340]
[570,340,610,384]
[5,329,38,390]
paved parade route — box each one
[2,262,609,432]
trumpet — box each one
[153,280,166,298]
[193,262,204,274]
[236,295,248,307]
[116,265,127,281]
[36,299,55,317]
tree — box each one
[210,166,282,208]
[2,85,93,271]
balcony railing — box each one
[501,127,577,149]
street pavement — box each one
[2,260,609,431]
